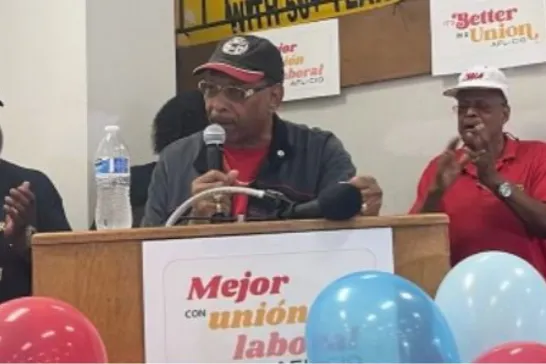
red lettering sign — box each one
[277,42,297,54]
[463,72,484,81]
[451,8,518,30]
[187,271,290,303]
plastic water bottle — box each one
[94,125,132,229]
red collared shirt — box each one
[410,136,546,276]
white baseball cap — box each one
[443,66,508,99]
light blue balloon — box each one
[435,251,546,362]
[305,271,460,363]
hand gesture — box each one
[433,137,470,192]
[348,175,383,216]
[461,123,496,184]
[190,170,238,219]
[3,181,36,237]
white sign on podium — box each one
[142,228,394,363]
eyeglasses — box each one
[453,100,506,115]
[197,80,270,102]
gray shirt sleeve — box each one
[317,134,357,192]
[141,158,169,227]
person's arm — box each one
[417,188,445,213]
[317,134,357,192]
[141,159,169,227]
[409,160,443,213]
[0,224,32,264]
[479,154,546,238]
[9,229,32,263]
[33,172,71,232]
[318,135,387,216]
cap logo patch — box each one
[463,72,484,81]
[222,37,249,56]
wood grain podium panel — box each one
[32,214,449,363]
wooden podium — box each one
[32,214,450,363]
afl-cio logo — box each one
[222,37,249,55]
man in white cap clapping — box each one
[410,65,546,276]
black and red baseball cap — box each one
[193,35,284,84]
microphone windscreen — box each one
[203,124,226,145]
[318,183,363,220]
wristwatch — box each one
[497,181,513,199]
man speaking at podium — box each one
[142,35,382,226]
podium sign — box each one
[142,228,394,363]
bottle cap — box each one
[105,125,120,132]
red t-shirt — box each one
[224,147,268,217]
[409,136,546,277]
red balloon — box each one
[0,296,107,363]
[474,342,546,363]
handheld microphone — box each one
[277,183,362,221]
[203,123,226,171]
[203,124,227,222]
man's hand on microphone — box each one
[190,170,239,221]
[348,176,382,216]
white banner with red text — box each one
[142,228,394,363]
[252,19,340,102]
[430,0,546,75]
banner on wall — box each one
[142,228,394,363]
[176,0,402,47]
[430,0,546,75]
[253,19,340,102]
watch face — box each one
[499,183,512,197]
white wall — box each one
[281,63,546,214]
[0,0,176,230]
[86,0,177,223]
[0,0,89,228]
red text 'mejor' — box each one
[187,271,291,303]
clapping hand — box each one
[461,122,497,185]
[3,182,36,238]
[432,137,471,192]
